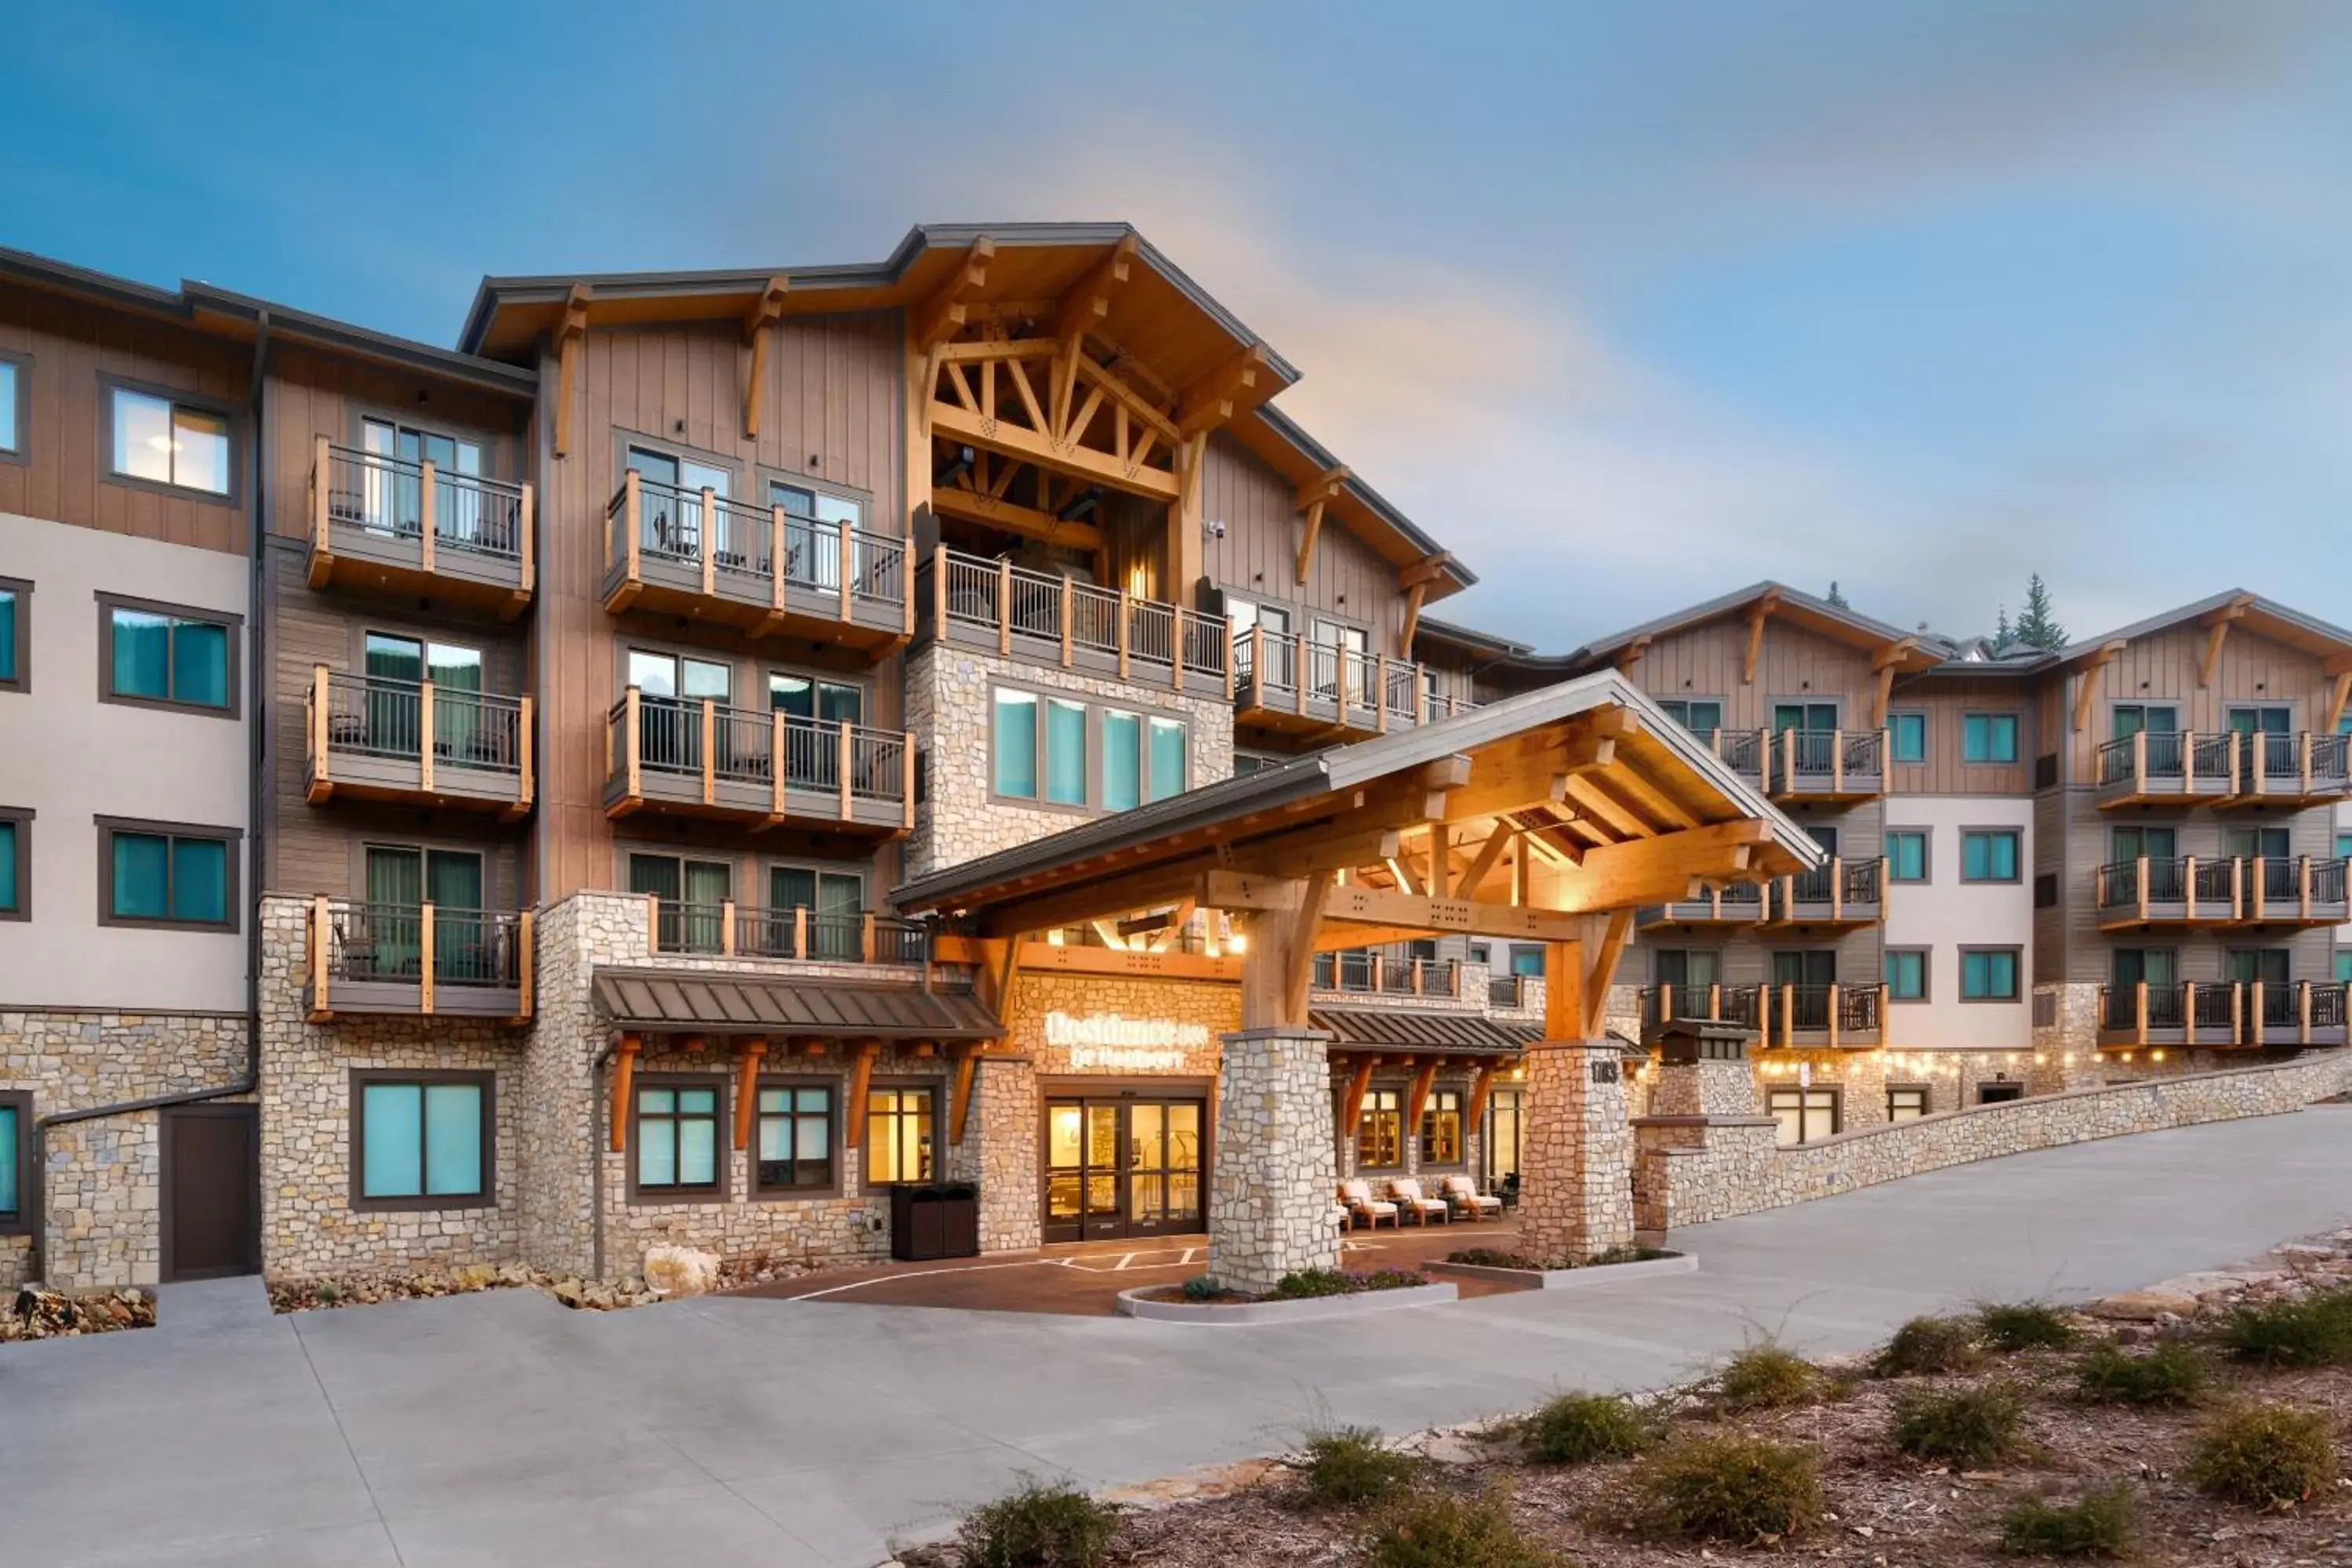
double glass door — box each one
[361,846,482,980]
[360,419,482,540]
[1043,1097,1204,1242]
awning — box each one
[593,967,1002,1040]
[1309,1007,1531,1058]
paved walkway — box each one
[7,1108,2351,1567]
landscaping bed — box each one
[924,1228,2352,1565]
[267,1250,826,1316]
[2,1285,154,1342]
[1431,1243,1694,1290]
[1120,1267,1454,1323]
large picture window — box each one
[109,384,231,496]
[755,1083,836,1192]
[100,818,238,931]
[992,685,1185,811]
[354,1074,490,1207]
[866,1087,935,1185]
[1356,1087,1403,1170]
[634,1081,724,1197]
[100,594,238,716]
[1418,1089,1463,1167]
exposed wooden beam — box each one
[1403,1060,1440,1144]
[2200,593,2253,688]
[948,1044,982,1145]
[1294,499,1325,586]
[913,238,995,350]
[931,398,1179,499]
[1071,352,1181,445]
[731,1036,768,1149]
[1742,592,1780,685]
[1175,343,1270,437]
[551,283,590,458]
[1206,870,1598,942]
[607,1031,640,1152]
[1051,234,1138,344]
[1455,823,1516,899]
[1087,919,1129,953]
[1341,1055,1379,1145]
[1867,637,1914,728]
[932,482,1105,551]
[2073,638,2129,734]
[1582,911,1633,1037]
[1616,634,1651,673]
[1399,582,1427,659]
[739,275,789,441]
[2328,670,2352,736]
[843,1041,883,1149]
[1295,465,1351,512]
[1465,1058,1505,1132]
[935,337,1062,365]
[1399,553,1454,590]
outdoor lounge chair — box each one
[1386,1178,1450,1225]
[1338,1178,1399,1229]
[1439,1174,1504,1220]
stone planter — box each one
[889,1183,981,1262]
[1116,1280,1458,1324]
[1427,1251,1697,1290]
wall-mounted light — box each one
[673,419,686,434]
[1227,931,1248,955]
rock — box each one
[552,1279,586,1308]
[2087,1289,2199,1321]
[643,1245,721,1298]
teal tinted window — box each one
[1885,949,1926,1000]
[0,360,16,454]
[1147,717,1185,802]
[1887,830,1928,882]
[0,586,15,681]
[1044,698,1086,805]
[109,829,230,925]
[1962,949,2019,1000]
[0,1103,16,1218]
[1889,712,1927,763]
[1102,710,1142,811]
[637,1084,720,1191]
[170,837,227,922]
[2337,950,2352,983]
[111,609,171,699]
[111,832,169,919]
[1962,713,2019,763]
[756,1085,833,1189]
[109,604,230,708]
[993,690,1037,799]
[0,820,15,913]
[358,1080,485,1201]
[1961,829,2019,882]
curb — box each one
[1115,1281,1458,1323]
[1427,1252,1698,1290]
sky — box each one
[6,1,2349,652]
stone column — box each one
[973,1054,1040,1254]
[1210,1028,1340,1295]
[1515,1040,1635,1266]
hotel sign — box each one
[1044,1011,1210,1073]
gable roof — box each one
[2053,589,2352,672]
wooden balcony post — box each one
[1370,953,1384,993]
[1294,633,1307,716]
[996,558,1013,655]
[2252,980,2267,1047]
[518,695,535,810]
[2303,731,2315,797]
[2185,855,2198,920]
[901,735,914,831]
[837,720,854,820]
[699,698,717,807]
[770,710,786,818]
[419,459,437,574]
[2185,981,2197,1041]
[2252,858,2267,922]
[771,505,788,616]
[1708,982,1722,1021]
[1058,574,1075,667]
[694,487,717,597]
[792,906,807,960]
[1828,982,1841,1049]
[308,665,330,797]
[609,1035,641,1153]
[418,680,436,793]
[310,434,332,561]
[720,898,737,956]
[1831,856,1844,921]
[1780,983,1795,1049]
[1831,727,1846,794]
[648,895,660,954]
[2301,980,2314,1045]
[1412,956,1425,996]
[516,910,534,1019]
[419,902,437,1015]
[2136,979,2148,1046]
[837,524,854,622]
[2301,855,2314,921]
[310,893,330,1017]
[2231,855,2244,920]
[625,687,642,799]
[901,539,914,637]
[2132,728,2147,793]
[517,481,535,597]
[1221,617,1234,700]
[1116,588,1131,679]
[625,469,642,583]
[931,543,948,637]
[861,912,876,964]
[1250,623,1264,706]
[2137,855,2150,923]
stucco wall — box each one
[1880,795,2036,1050]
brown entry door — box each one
[163,1105,259,1280]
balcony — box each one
[1486,972,1540,1010]
[1767,729,1885,801]
[602,690,911,834]
[602,472,911,651]
[1232,624,1473,742]
[1638,880,1767,930]
[1764,857,1883,927]
[2096,855,2349,930]
[1310,952,1462,1000]
[303,667,532,818]
[1757,982,1885,1049]
[303,897,531,1022]
[920,546,1229,700]
[645,901,931,966]
[307,438,534,618]
[2219,732,2351,808]
[2096,980,2350,1050]
[1635,982,1765,1045]
[1705,728,1767,789]
[2095,731,2236,808]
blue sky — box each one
[7,1,2349,648]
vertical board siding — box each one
[1199,434,1407,654]
[1886,679,2033,797]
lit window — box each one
[866,1087,935,1184]
[1356,1088,1403,1169]
[1961,829,2020,882]
[1962,712,2019,764]
[1418,1090,1462,1166]
[1887,1086,1929,1122]
[1768,1087,1838,1147]
[357,1078,487,1203]
[111,386,230,495]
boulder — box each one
[2086,1289,2199,1322]
[643,1245,722,1298]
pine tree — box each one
[1825,580,1850,610]
[1994,604,2011,649]
[2014,573,2066,651]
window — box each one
[993,689,1039,799]
[624,445,731,562]
[1977,1081,2025,1105]
[0,575,25,691]
[2111,824,2176,862]
[1767,1087,1838,1147]
[995,686,1184,812]
[359,845,483,977]
[2034,873,2058,909]
[866,1086,935,1185]
[0,353,21,459]
[1658,699,1724,736]
[2335,833,2352,863]
[755,1083,835,1192]
[2225,947,2291,986]
[1102,710,1189,811]
[2336,949,2352,984]
[1419,1090,1463,1167]
[1887,1085,1930,1122]
[768,671,862,725]
[770,863,865,959]
[100,594,238,715]
[1773,701,1838,732]
[1884,948,1928,1001]
[1482,1087,1524,1189]
[109,383,230,496]
[100,818,238,931]
[1960,947,2020,1002]
[634,1081,724,1197]
[1356,1087,1403,1169]
[1044,697,1086,805]
[1889,712,1928,763]
[365,633,487,758]
[1962,713,2020,764]
[1961,829,2020,882]
[0,1093,24,1232]
[1886,829,1929,882]
[0,807,26,920]
[353,1073,490,1207]
[629,852,732,953]
[1233,750,1283,776]
[2111,704,2177,740]
[358,418,485,541]
[770,479,866,590]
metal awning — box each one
[1309,1007,1532,1058]
[593,967,1001,1040]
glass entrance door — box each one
[1043,1097,1206,1242]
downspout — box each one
[590,1035,618,1281]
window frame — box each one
[1959,945,2024,1003]
[0,1091,29,1236]
[1355,1086,1405,1171]
[1959,827,2022,884]
[1657,697,1728,737]
[1887,710,1929,764]
[1961,710,2021,764]
[751,1076,842,1199]
[627,1074,731,1203]
[0,349,27,465]
[860,1080,941,1192]
[987,679,1190,815]
[96,591,242,719]
[0,574,27,695]
[95,816,241,933]
[1883,946,1929,1002]
[1885,827,1930,884]
[0,805,29,922]
[99,374,238,504]
[1417,1087,1465,1169]
[1766,1085,1841,1147]
[764,664,869,728]
[1886,1083,1931,1122]
[347,1069,495,1211]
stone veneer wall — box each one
[1,1009,249,1290]
[1515,1041,1635,1264]
[902,643,1238,878]
[256,895,525,1282]
[1210,1029,1341,1294]
[1643,1047,2352,1231]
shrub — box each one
[1716,1341,1821,1411]
[1892,1382,2027,1468]
[2074,1341,2205,1406]
[1363,1486,1556,1568]
[1268,1267,1428,1299]
[1297,1426,1414,1506]
[1997,1484,2135,1558]
[1522,1392,1654,1465]
[1448,1248,1544,1270]
[1179,1276,1225,1303]
[956,1478,1121,1568]
[1626,1433,1823,1544]
[1876,1315,1983,1377]
[2185,1405,2337,1508]
[1977,1301,2078,1352]
[2212,1287,2352,1369]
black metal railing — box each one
[651,902,930,964]
[316,669,524,773]
[319,900,524,988]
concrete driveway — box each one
[7,1106,2350,1567]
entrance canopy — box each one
[898,673,1821,1033]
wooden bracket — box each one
[742,275,789,439]
[948,1044,982,1146]
[913,237,996,349]
[608,1033,641,1153]
[2200,593,2253,688]
[1175,343,1269,437]
[1294,499,1326,586]
[731,1036,768,1150]
[1742,592,1780,685]
[551,283,590,458]
[1051,233,1138,345]
[2074,638,2129,734]
[843,1041,883,1149]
